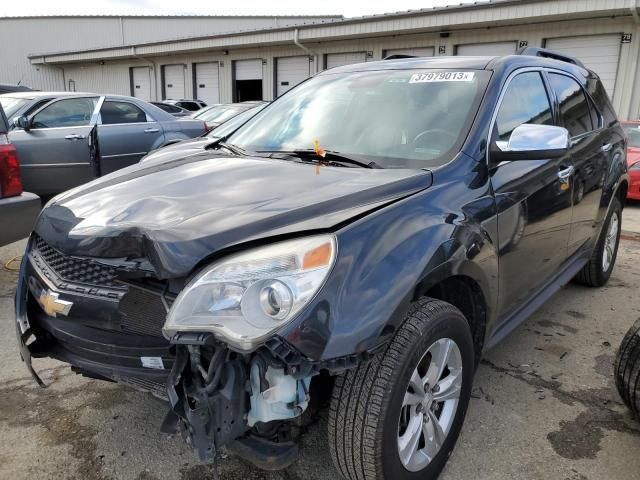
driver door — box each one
[9,96,100,196]
[489,71,573,324]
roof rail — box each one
[516,47,585,69]
[383,54,417,60]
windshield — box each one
[210,104,267,139]
[195,105,247,124]
[229,69,489,168]
[623,124,640,148]
[0,96,31,119]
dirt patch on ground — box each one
[537,318,579,334]
[0,367,129,480]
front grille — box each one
[119,284,170,337]
[33,235,119,287]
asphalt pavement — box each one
[1,203,640,480]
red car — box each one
[622,121,640,200]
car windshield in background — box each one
[0,96,32,119]
[623,124,640,148]
[195,105,246,124]
[229,69,490,168]
[209,104,267,138]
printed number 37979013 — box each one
[409,72,475,83]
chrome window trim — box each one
[97,99,155,125]
[486,67,549,166]
[544,68,604,135]
[486,66,602,166]
[24,95,102,131]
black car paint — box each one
[15,55,629,462]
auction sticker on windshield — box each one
[409,72,475,83]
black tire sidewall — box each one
[596,198,622,283]
[380,309,475,480]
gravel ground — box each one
[1,203,640,480]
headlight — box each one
[163,235,336,351]
[630,161,640,170]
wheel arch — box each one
[414,271,489,363]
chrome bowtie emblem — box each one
[38,290,73,317]
[29,277,73,317]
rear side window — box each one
[31,97,99,128]
[548,73,594,137]
[100,101,148,125]
[158,103,181,113]
[178,101,200,111]
[495,71,553,141]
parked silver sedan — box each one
[0,92,207,196]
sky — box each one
[2,0,480,18]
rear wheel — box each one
[328,298,474,480]
[574,197,621,287]
[615,319,640,419]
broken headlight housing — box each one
[163,235,336,351]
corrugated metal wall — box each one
[54,15,640,119]
[0,16,338,90]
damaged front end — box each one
[165,333,313,469]
[15,233,339,469]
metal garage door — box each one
[276,56,310,97]
[545,34,621,96]
[235,59,263,80]
[163,64,185,100]
[131,67,151,101]
[326,52,367,69]
[195,62,220,105]
[456,41,517,56]
[384,47,435,58]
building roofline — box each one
[28,0,635,63]
[1,14,343,19]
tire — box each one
[615,319,640,419]
[328,298,475,480]
[574,197,622,287]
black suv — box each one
[16,49,628,480]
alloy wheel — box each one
[397,338,463,472]
[602,211,619,272]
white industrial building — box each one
[2,0,640,119]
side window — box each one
[548,73,594,137]
[495,72,553,141]
[100,100,148,125]
[25,99,52,117]
[31,97,99,129]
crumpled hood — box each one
[35,153,432,278]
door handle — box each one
[601,143,612,152]
[143,128,160,133]
[558,166,575,182]
[64,134,85,140]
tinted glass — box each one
[549,73,594,137]
[623,124,640,148]
[31,97,99,128]
[210,104,267,138]
[230,69,490,168]
[0,96,32,119]
[195,105,246,123]
[100,101,147,124]
[155,103,181,113]
[178,101,200,111]
[495,72,553,141]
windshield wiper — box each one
[257,149,383,169]
[206,138,247,156]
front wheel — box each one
[328,298,475,480]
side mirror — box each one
[491,124,570,162]
[15,115,31,130]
